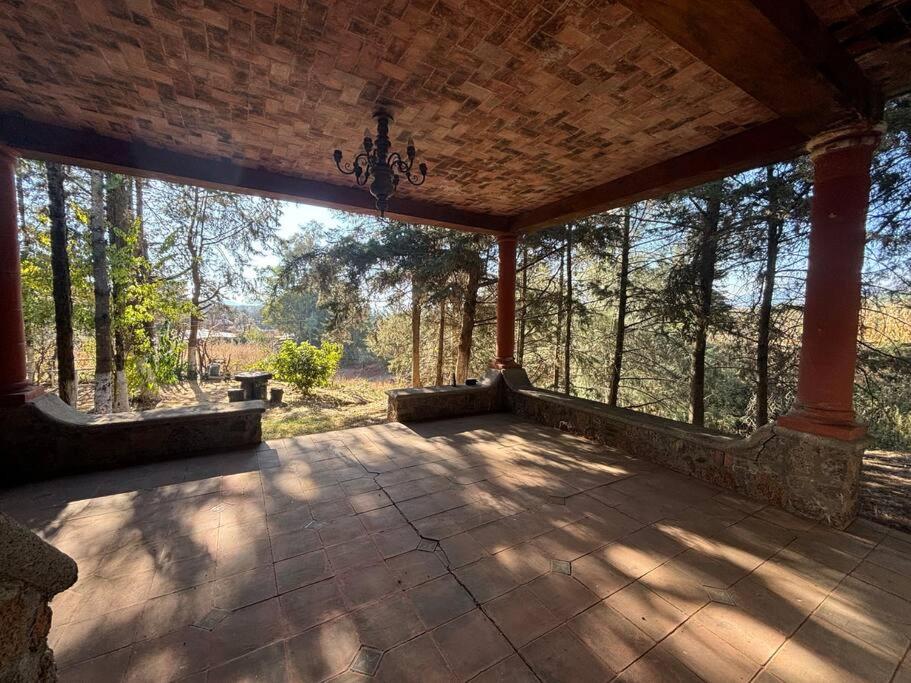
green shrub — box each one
[267,340,342,394]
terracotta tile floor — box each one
[3,414,911,682]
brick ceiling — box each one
[0,0,776,215]
[805,0,911,97]
[0,0,907,218]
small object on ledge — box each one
[227,388,245,402]
[465,378,478,386]
[451,372,457,387]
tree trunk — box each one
[517,241,527,367]
[131,176,158,407]
[135,177,154,345]
[17,163,33,377]
[188,265,202,381]
[47,162,77,407]
[455,258,481,383]
[609,207,632,407]
[756,166,782,427]
[16,162,26,236]
[689,184,723,427]
[564,224,573,395]
[106,173,131,411]
[89,171,113,413]
[435,301,445,386]
[410,281,422,388]
[186,189,205,381]
[554,237,564,391]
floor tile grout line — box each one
[745,528,879,682]
[580,496,853,679]
[352,443,546,683]
[360,442,724,679]
[41,422,910,681]
[889,641,911,683]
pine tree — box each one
[46,162,77,407]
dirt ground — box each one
[859,450,911,532]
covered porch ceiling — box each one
[1,0,910,233]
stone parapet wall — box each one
[506,380,863,528]
[0,513,77,682]
[389,368,865,528]
[1,394,265,485]
[387,371,505,423]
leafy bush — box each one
[267,340,342,393]
[150,327,186,387]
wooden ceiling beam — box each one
[511,119,807,233]
[617,0,883,136]
[0,113,509,235]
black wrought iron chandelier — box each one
[333,110,427,217]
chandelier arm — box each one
[357,164,371,186]
[335,151,373,176]
[391,158,414,176]
[334,158,357,175]
[387,152,407,170]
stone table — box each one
[235,371,272,401]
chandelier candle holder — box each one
[333,110,427,217]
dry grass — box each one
[149,375,394,440]
[200,340,276,375]
[261,378,393,439]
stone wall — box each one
[387,371,505,423]
[0,513,77,682]
[505,376,863,528]
[1,394,266,485]
[389,368,864,529]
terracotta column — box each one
[0,149,40,404]
[493,233,519,368]
[778,123,883,441]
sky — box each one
[235,201,336,306]
[250,200,335,270]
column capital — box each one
[807,121,885,159]
[495,232,518,245]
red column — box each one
[778,123,882,441]
[0,149,40,404]
[493,233,519,369]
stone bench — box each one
[386,372,504,422]
[0,393,267,484]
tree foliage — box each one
[14,95,911,450]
